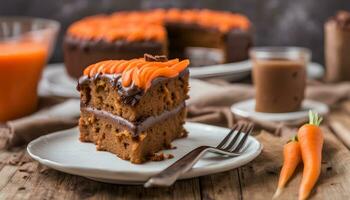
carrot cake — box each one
[77,54,189,164]
[64,9,253,78]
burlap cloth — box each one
[1,79,350,149]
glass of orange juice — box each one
[0,17,59,122]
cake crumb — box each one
[150,153,174,161]
[39,166,50,175]
[18,163,36,173]
[18,187,26,191]
[7,154,21,165]
[180,130,188,138]
[166,154,174,159]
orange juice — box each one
[0,42,47,121]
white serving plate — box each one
[27,122,262,184]
[231,99,329,122]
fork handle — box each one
[144,146,210,187]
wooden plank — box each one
[199,170,242,200]
[0,165,18,192]
[23,163,201,200]
[0,148,26,200]
[0,149,202,200]
[239,127,350,200]
[0,151,43,200]
[239,131,293,200]
[15,164,63,200]
[308,127,350,199]
[93,178,201,200]
[0,150,14,170]
[328,108,350,149]
[0,148,24,171]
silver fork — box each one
[144,123,254,188]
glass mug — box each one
[0,17,59,121]
[250,47,311,113]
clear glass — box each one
[250,47,311,62]
[0,17,60,121]
[250,47,311,113]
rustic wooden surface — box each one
[1,103,350,200]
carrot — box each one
[273,136,301,199]
[297,111,324,200]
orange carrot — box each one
[297,111,324,200]
[273,136,302,199]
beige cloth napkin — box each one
[0,99,80,149]
[187,79,350,135]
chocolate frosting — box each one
[81,102,185,137]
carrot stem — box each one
[308,110,322,126]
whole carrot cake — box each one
[64,9,253,78]
[77,54,189,164]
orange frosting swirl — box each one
[68,9,251,42]
[83,57,189,90]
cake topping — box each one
[165,9,250,32]
[68,20,166,42]
[68,9,251,42]
[83,55,189,90]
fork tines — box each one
[217,123,254,153]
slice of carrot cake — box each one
[77,54,189,164]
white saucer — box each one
[27,122,262,184]
[231,99,329,122]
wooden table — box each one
[1,103,350,200]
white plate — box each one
[190,60,324,80]
[27,122,262,184]
[38,62,325,98]
[231,99,329,122]
[190,60,252,80]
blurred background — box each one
[1,0,349,64]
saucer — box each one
[231,99,329,122]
